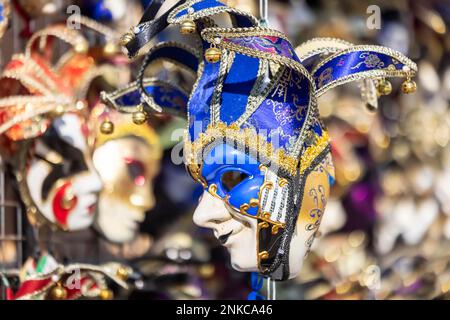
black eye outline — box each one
[220,170,250,193]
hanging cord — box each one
[259,0,269,27]
[266,277,277,300]
[272,278,276,300]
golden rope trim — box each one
[78,15,118,40]
[316,69,411,98]
[102,41,200,113]
[184,121,330,176]
[143,41,202,73]
[101,77,189,114]
[0,95,71,108]
[299,131,330,174]
[75,64,119,100]
[235,61,285,128]
[0,102,75,135]
[15,262,129,300]
[167,0,260,26]
[295,37,354,61]
[210,50,234,125]
[200,26,318,160]
[1,53,65,95]
[25,24,87,59]
[1,70,55,98]
[201,26,291,43]
[95,120,162,157]
[311,45,418,76]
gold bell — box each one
[401,78,417,94]
[99,288,114,300]
[74,41,88,54]
[119,31,134,46]
[132,105,148,125]
[377,79,392,96]
[116,265,129,281]
[205,46,221,63]
[49,283,67,300]
[180,20,196,34]
[103,42,119,57]
[100,119,114,135]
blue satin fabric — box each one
[84,0,113,22]
[115,83,188,113]
[111,44,196,115]
[188,49,219,141]
[174,0,256,27]
[242,68,311,153]
[247,272,266,300]
[175,0,225,18]
[201,143,265,216]
[147,45,199,73]
[313,50,407,90]
[301,55,323,73]
[220,53,260,125]
[223,35,301,63]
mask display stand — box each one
[266,277,277,300]
[0,157,24,300]
[259,0,269,26]
[0,158,24,271]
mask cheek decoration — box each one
[52,181,77,228]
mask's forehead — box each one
[52,113,87,152]
[33,114,90,201]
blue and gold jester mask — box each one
[109,0,417,280]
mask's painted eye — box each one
[124,157,146,186]
[221,171,249,193]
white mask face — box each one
[25,114,103,231]
[194,191,258,272]
[193,153,334,279]
[93,137,160,243]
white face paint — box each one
[194,191,258,272]
[25,114,102,231]
[193,191,317,277]
[93,137,160,243]
[193,153,334,279]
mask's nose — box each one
[193,191,231,229]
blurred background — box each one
[0,0,450,300]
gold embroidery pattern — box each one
[101,77,189,114]
[167,0,259,27]
[351,52,385,70]
[184,121,330,176]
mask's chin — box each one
[229,247,259,272]
[226,213,306,278]
[66,212,95,231]
[95,195,144,243]
[224,212,259,272]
